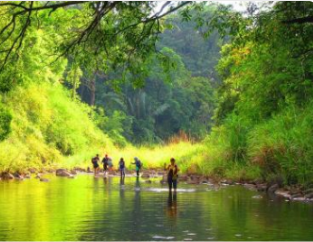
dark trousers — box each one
[136,170,139,176]
[120,168,125,177]
[168,176,177,190]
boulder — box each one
[108,171,117,176]
[160,174,167,184]
[256,184,267,192]
[221,179,235,185]
[178,174,188,182]
[157,171,165,176]
[187,178,199,185]
[304,188,313,195]
[145,180,152,184]
[28,168,37,174]
[35,173,41,179]
[141,173,150,179]
[275,189,291,199]
[1,172,14,180]
[40,178,50,182]
[252,195,263,199]
[243,184,257,191]
[13,172,24,180]
[291,193,303,199]
[24,173,31,179]
[293,197,306,201]
[305,192,313,199]
[268,184,279,193]
[74,167,86,172]
[56,169,72,177]
[70,170,77,175]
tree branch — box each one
[283,16,313,24]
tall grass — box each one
[248,103,313,185]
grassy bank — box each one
[0,82,110,172]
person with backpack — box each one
[102,154,110,175]
[132,157,142,177]
[91,154,100,176]
[119,157,126,178]
[167,158,179,192]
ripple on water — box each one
[152,235,175,240]
[187,233,196,236]
[145,187,197,193]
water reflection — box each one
[135,176,140,192]
[120,176,125,186]
[1,176,313,240]
[166,191,178,219]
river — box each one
[0,174,313,241]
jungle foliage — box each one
[1,1,313,187]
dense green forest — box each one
[1,1,313,186]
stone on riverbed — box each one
[221,179,235,185]
[24,173,31,179]
[252,195,263,199]
[178,174,188,182]
[268,184,279,193]
[256,184,267,192]
[1,172,14,180]
[40,178,50,182]
[304,192,313,199]
[275,189,291,199]
[70,170,77,175]
[141,173,150,179]
[56,169,72,177]
[28,168,37,174]
[243,184,257,191]
[13,172,24,180]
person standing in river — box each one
[91,154,100,176]
[167,158,179,192]
[132,157,142,177]
[119,157,126,178]
[102,154,109,176]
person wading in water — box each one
[167,158,179,192]
[102,154,109,176]
[119,157,126,178]
[91,154,100,176]
[132,157,142,177]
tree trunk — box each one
[89,78,95,106]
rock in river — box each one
[1,172,14,180]
[40,178,50,182]
[141,173,150,179]
[268,184,279,193]
[56,169,72,177]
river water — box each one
[0,174,313,241]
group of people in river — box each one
[91,154,143,177]
[91,154,180,191]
